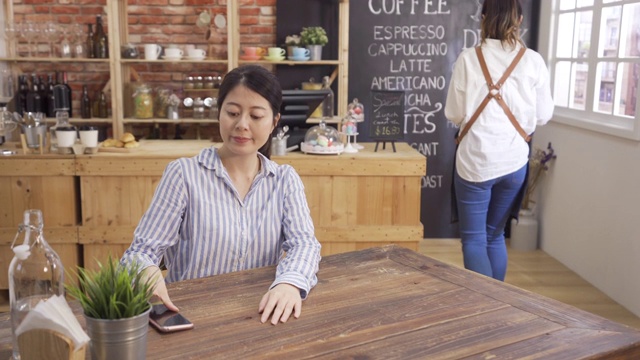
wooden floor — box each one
[420,239,640,329]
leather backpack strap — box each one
[456,46,530,144]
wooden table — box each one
[2,246,639,359]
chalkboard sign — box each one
[348,0,538,238]
[370,90,404,141]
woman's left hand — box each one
[258,283,302,325]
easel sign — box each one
[369,90,405,152]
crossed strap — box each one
[455,46,530,144]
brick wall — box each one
[7,0,278,118]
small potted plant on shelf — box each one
[66,256,154,360]
[285,34,301,58]
[300,26,328,61]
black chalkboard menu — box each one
[370,90,404,141]
[348,0,539,238]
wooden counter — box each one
[1,140,425,276]
[0,153,80,298]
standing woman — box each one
[121,65,321,325]
[444,0,553,280]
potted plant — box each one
[284,34,301,58]
[66,256,154,360]
[300,26,328,60]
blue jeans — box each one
[454,164,527,281]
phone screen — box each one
[149,304,194,333]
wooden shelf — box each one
[238,60,341,65]
[121,59,228,64]
[43,118,114,124]
[122,118,219,124]
[0,57,110,63]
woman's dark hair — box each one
[217,65,282,158]
[481,0,525,48]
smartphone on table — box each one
[149,303,194,333]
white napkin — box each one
[15,295,90,351]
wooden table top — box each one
[1,245,639,359]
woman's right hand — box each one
[141,266,179,312]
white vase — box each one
[307,45,323,61]
[510,209,539,251]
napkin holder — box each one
[17,329,87,360]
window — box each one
[540,0,640,139]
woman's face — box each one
[219,84,278,156]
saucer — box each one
[289,56,310,61]
[184,56,205,61]
[263,56,285,62]
[162,55,182,61]
[239,55,262,61]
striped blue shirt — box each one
[121,147,321,299]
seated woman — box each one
[121,65,321,325]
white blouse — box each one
[445,39,554,182]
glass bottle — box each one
[50,84,71,152]
[86,23,95,59]
[60,72,73,118]
[25,74,42,114]
[321,76,334,120]
[81,85,92,119]
[97,92,108,118]
[17,75,29,116]
[45,74,56,118]
[9,209,64,360]
[93,15,109,59]
[193,97,205,119]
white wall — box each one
[534,122,640,317]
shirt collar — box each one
[483,38,522,52]
[196,147,277,177]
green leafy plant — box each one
[66,256,154,320]
[300,26,328,46]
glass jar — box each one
[9,209,64,360]
[183,76,194,90]
[133,84,153,119]
[194,76,204,89]
[193,97,205,119]
[301,120,344,154]
[204,76,214,89]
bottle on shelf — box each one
[321,76,334,120]
[81,85,92,119]
[50,84,71,152]
[46,74,56,118]
[97,91,108,118]
[93,15,109,59]
[9,209,64,360]
[60,71,73,118]
[86,23,95,59]
[25,74,43,114]
[39,75,48,115]
[16,75,29,116]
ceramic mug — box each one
[268,47,285,58]
[185,44,196,53]
[292,47,310,58]
[144,44,161,60]
[243,46,263,57]
[79,126,99,148]
[164,48,183,58]
[187,48,206,58]
[56,127,77,148]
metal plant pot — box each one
[84,307,151,360]
[306,44,323,61]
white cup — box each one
[144,44,161,60]
[79,128,99,148]
[164,48,183,58]
[187,48,206,58]
[56,128,77,148]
